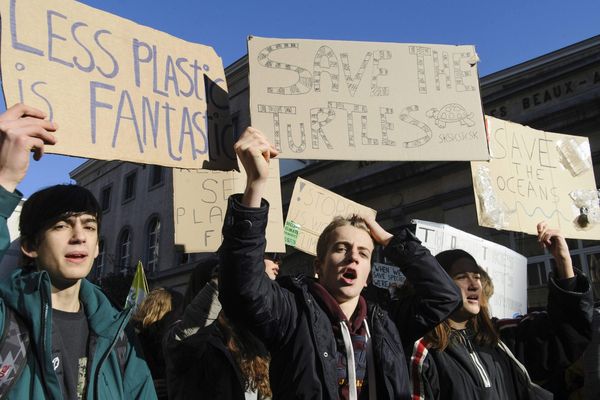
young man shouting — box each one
[0,104,156,399]
[218,127,462,399]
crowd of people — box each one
[0,103,595,400]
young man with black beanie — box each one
[0,103,156,399]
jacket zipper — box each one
[303,291,337,400]
[39,286,52,398]
[458,330,492,388]
[93,308,132,399]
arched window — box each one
[118,228,131,272]
[95,239,105,278]
[146,217,160,272]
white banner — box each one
[414,219,527,319]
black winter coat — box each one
[219,195,462,400]
[165,322,248,400]
[410,273,593,400]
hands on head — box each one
[234,127,279,208]
[363,215,393,247]
[0,104,57,193]
[537,221,575,279]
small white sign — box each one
[372,262,406,290]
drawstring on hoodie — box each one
[364,320,377,400]
[340,321,358,400]
[340,318,377,400]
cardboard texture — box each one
[285,177,376,255]
[248,36,489,161]
[414,219,527,319]
[1,0,225,168]
[471,116,600,239]
[372,262,406,290]
[173,159,285,252]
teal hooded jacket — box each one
[0,187,157,399]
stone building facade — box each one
[69,161,193,287]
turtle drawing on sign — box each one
[426,103,475,128]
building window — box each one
[527,262,548,287]
[588,253,600,301]
[231,114,240,140]
[95,239,105,278]
[179,253,190,265]
[123,171,137,203]
[146,217,160,272]
[148,165,164,189]
[589,253,600,282]
[118,228,131,272]
[100,186,112,212]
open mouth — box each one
[466,295,479,302]
[342,268,357,281]
[65,252,88,262]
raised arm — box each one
[537,221,592,340]
[365,217,462,345]
[235,127,278,208]
[218,128,298,347]
[171,279,221,340]
[0,104,57,259]
[497,222,593,396]
[537,221,574,279]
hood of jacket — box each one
[0,268,132,337]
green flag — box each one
[125,261,149,310]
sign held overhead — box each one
[248,36,489,161]
[1,0,225,168]
[471,116,600,240]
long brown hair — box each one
[218,314,272,398]
[427,249,499,351]
[132,288,173,328]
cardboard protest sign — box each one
[471,117,600,240]
[1,0,225,168]
[248,36,489,161]
[173,159,285,252]
[414,219,527,319]
[285,177,376,255]
[371,262,406,290]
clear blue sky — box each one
[4,0,600,197]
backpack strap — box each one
[0,307,31,398]
[114,330,129,377]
